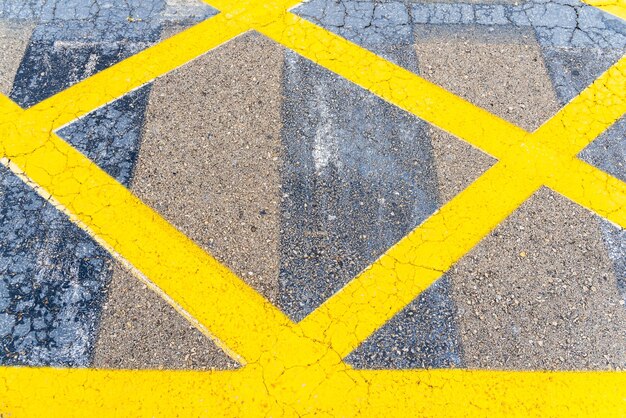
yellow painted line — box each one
[262,12,626,355]
[583,0,626,20]
[0,95,334,367]
[546,158,626,228]
[254,13,525,161]
[299,162,542,358]
[2,367,625,416]
[528,55,626,155]
[0,368,261,417]
[357,369,626,417]
[29,13,249,130]
[203,0,304,15]
[0,0,625,413]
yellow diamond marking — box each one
[0,0,625,416]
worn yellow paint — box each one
[0,0,625,415]
[583,0,626,20]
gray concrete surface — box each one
[0,22,32,96]
[131,31,284,303]
[414,24,561,131]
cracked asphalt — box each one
[0,0,625,415]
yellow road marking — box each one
[31,13,247,130]
[583,0,626,20]
[2,367,625,416]
[1,91,329,367]
[0,0,625,414]
[262,11,626,357]
[546,158,626,228]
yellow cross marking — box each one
[0,0,625,416]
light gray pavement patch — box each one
[414,24,561,131]
[93,263,237,370]
[0,0,215,27]
[295,0,416,69]
[297,0,626,50]
[451,188,626,370]
[90,32,284,369]
[0,22,33,96]
[408,0,626,49]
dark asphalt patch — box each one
[0,165,110,366]
[278,9,464,367]
[0,0,215,366]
